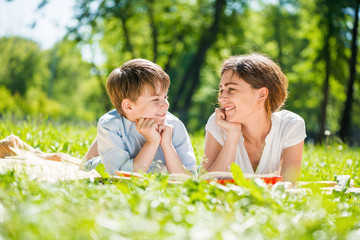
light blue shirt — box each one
[97,109,196,175]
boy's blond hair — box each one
[106,58,170,115]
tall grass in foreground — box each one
[0,117,360,239]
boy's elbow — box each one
[102,151,132,175]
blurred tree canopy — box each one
[0,37,103,121]
[1,0,359,144]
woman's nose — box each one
[218,94,228,103]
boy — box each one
[85,58,196,175]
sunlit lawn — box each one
[0,117,359,239]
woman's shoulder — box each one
[272,111,306,147]
[272,110,305,124]
[271,110,306,136]
[205,112,226,145]
[272,110,306,139]
[207,112,216,123]
[205,112,217,129]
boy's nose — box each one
[161,100,169,109]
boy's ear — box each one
[121,99,133,114]
[258,87,268,102]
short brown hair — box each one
[221,53,288,117]
[106,58,170,115]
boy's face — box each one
[131,84,169,125]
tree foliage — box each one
[0,37,100,121]
[0,37,46,96]
[1,0,360,144]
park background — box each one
[1,1,360,239]
[0,0,359,145]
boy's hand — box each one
[136,118,161,144]
[158,123,190,175]
[215,108,242,137]
[158,124,173,147]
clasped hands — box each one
[136,118,172,147]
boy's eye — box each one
[153,98,159,101]
[228,88,235,92]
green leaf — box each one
[115,182,131,194]
[95,163,110,179]
[231,163,264,203]
[230,163,246,184]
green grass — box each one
[1,117,360,239]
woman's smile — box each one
[224,106,235,112]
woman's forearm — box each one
[207,133,239,172]
[280,141,304,184]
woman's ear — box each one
[258,87,269,103]
[121,99,133,114]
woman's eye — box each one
[228,88,235,92]
[153,98,159,101]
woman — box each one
[203,53,306,183]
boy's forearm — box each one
[161,143,191,175]
[133,142,159,173]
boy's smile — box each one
[130,85,169,125]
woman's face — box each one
[218,70,261,123]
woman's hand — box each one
[215,108,242,137]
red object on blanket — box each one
[204,176,282,185]
[115,171,283,185]
[262,175,283,185]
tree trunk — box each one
[171,0,226,120]
[164,35,184,73]
[274,1,283,68]
[146,0,158,62]
[317,17,332,144]
[120,15,135,58]
[91,63,113,111]
[339,0,359,144]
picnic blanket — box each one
[0,154,100,182]
[0,154,359,194]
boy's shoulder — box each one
[165,111,183,125]
[98,109,123,126]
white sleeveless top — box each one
[205,110,306,175]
